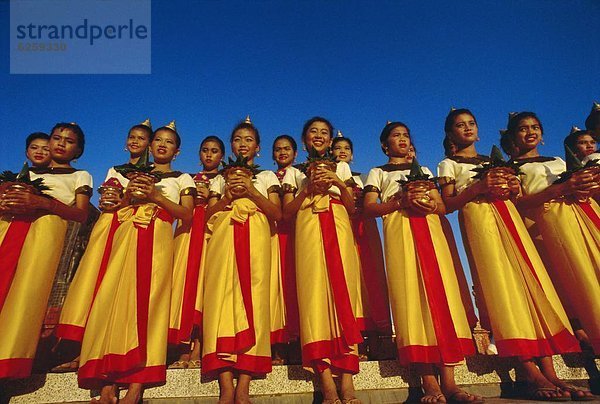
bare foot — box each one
[218,389,234,404]
[443,389,484,403]
[234,388,252,404]
[91,385,117,404]
[120,383,143,404]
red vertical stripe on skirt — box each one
[351,215,391,332]
[177,206,206,342]
[409,214,464,364]
[278,220,300,338]
[233,220,256,349]
[92,213,121,299]
[491,200,541,285]
[0,218,34,312]
[134,218,155,365]
[318,201,363,353]
[578,201,600,229]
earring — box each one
[541,137,545,145]
[256,152,260,158]
[72,159,77,164]
[302,145,306,151]
[124,147,128,152]
[173,155,177,160]
[475,135,480,141]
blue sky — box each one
[2,0,599,291]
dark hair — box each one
[586,111,600,132]
[153,127,181,148]
[25,132,49,149]
[379,121,411,155]
[129,124,153,140]
[500,132,517,157]
[332,136,353,153]
[200,135,225,155]
[442,136,455,157]
[50,122,85,159]
[230,121,260,145]
[301,116,334,142]
[506,111,543,140]
[444,108,477,134]
[564,129,595,153]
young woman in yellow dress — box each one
[56,119,152,346]
[25,132,51,168]
[77,122,195,404]
[0,122,91,379]
[331,134,392,360]
[201,120,281,404]
[271,134,301,363]
[567,128,600,163]
[363,122,481,404]
[438,108,580,401]
[498,114,598,400]
[169,135,225,368]
[282,117,362,404]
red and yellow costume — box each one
[201,171,280,375]
[365,164,475,365]
[283,161,363,374]
[350,174,392,334]
[437,156,580,358]
[77,172,195,389]
[518,157,600,353]
[0,167,92,378]
[168,171,219,344]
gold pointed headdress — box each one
[336,130,343,138]
[449,106,457,112]
[165,120,177,131]
[245,115,252,124]
[570,125,582,135]
[592,102,600,113]
[139,118,152,130]
[386,120,392,125]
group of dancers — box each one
[0,103,599,404]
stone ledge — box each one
[4,354,599,403]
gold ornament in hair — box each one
[592,102,600,113]
[165,120,177,131]
[570,125,582,135]
[140,118,152,130]
[336,130,343,138]
[386,120,391,125]
[245,115,252,124]
[449,107,456,112]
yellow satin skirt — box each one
[459,199,579,357]
[57,213,118,342]
[270,231,287,343]
[201,200,272,375]
[526,200,600,353]
[0,214,67,378]
[383,210,474,366]
[78,206,173,388]
[294,199,362,374]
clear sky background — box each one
[2,0,599,292]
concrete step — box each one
[3,354,599,403]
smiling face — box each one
[26,138,51,167]
[49,127,81,163]
[200,140,224,171]
[303,121,332,155]
[150,129,179,164]
[513,117,542,153]
[332,139,353,163]
[126,127,150,158]
[574,134,597,159]
[273,137,296,168]
[385,125,411,158]
[231,128,259,160]
[448,113,478,146]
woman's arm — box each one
[130,176,194,222]
[2,190,89,222]
[363,191,400,217]
[515,170,596,210]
